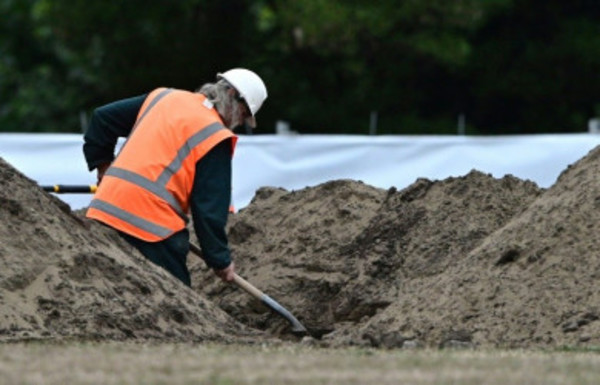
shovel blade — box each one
[262,294,308,336]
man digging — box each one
[83,68,267,287]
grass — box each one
[0,341,599,384]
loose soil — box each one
[1,145,599,349]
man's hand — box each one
[214,262,235,282]
[96,162,111,185]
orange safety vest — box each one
[86,88,237,241]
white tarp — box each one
[1,133,600,211]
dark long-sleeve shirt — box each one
[83,93,232,270]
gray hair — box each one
[197,80,246,129]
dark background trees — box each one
[1,0,599,135]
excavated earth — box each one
[1,144,599,349]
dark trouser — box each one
[119,229,191,286]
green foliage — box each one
[1,0,253,132]
[249,0,513,134]
[467,0,600,133]
[0,0,599,134]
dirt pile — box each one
[192,180,388,337]
[195,172,548,346]
[1,143,599,349]
[0,158,261,343]
[358,150,600,348]
[201,149,599,349]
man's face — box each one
[234,91,251,119]
[227,88,252,129]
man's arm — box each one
[83,94,148,172]
[190,138,235,281]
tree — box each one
[0,0,254,132]
[247,0,512,134]
[0,0,84,132]
[1,0,599,135]
[467,0,600,133]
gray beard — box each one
[216,97,244,129]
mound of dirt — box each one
[351,148,600,348]
[191,180,388,337]
[194,172,547,345]
[0,158,261,343]
[1,143,599,349]
[201,150,599,349]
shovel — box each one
[189,242,308,336]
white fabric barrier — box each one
[1,133,600,211]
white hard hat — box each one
[217,68,268,116]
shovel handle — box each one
[188,242,308,334]
[189,242,263,299]
[232,273,264,299]
[189,242,260,296]
[41,184,97,193]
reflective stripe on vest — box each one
[102,166,187,221]
[156,122,224,186]
[89,199,173,238]
[116,88,174,159]
[132,88,173,133]
[97,121,225,226]
[87,89,235,241]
